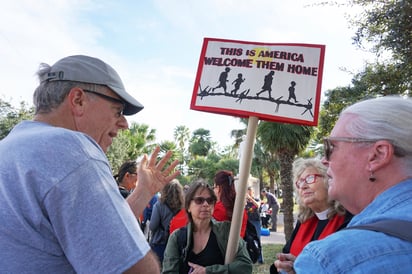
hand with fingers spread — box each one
[127,146,180,219]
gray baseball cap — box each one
[40,55,144,115]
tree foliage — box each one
[257,122,312,241]
[251,140,280,192]
[189,128,212,158]
[106,122,157,172]
[350,0,411,65]
[106,131,132,173]
[174,125,191,175]
[187,156,217,182]
[349,0,411,94]
[316,0,411,141]
[0,98,34,140]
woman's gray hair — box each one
[293,158,346,223]
[33,63,96,114]
[341,96,412,168]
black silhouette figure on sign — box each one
[287,81,298,103]
[212,67,231,93]
[256,71,275,99]
[231,73,245,95]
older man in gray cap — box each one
[0,55,179,273]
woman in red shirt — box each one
[272,158,352,273]
[212,170,248,237]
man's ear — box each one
[67,87,86,116]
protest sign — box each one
[191,37,325,125]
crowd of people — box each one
[1,54,411,273]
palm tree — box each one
[125,122,157,160]
[107,122,157,171]
[230,118,248,153]
[257,121,312,241]
[252,140,280,191]
[189,128,212,159]
[174,125,190,174]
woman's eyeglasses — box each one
[323,137,379,161]
[192,197,215,205]
[295,174,324,189]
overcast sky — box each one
[1,0,373,147]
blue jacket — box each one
[294,179,412,273]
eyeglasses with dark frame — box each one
[83,89,126,113]
[192,196,216,205]
[323,137,380,161]
[295,174,324,189]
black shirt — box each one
[185,231,224,272]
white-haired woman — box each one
[272,158,352,274]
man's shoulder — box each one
[5,121,106,170]
[35,121,103,156]
[12,121,93,145]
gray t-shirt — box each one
[0,121,150,273]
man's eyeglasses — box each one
[323,137,380,161]
[192,196,216,205]
[295,174,323,189]
[83,89,125,112]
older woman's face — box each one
[323,113,369,214]
[188,188,215,222]
[296,167,329,212]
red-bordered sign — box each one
[190,37,325,125]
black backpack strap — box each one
[345,220,412,242]
[177,227,188,259]
[177,227,189,273]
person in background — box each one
[150,179,184,264]
[245,186,264,264]
[272,158,352,274]
[213,170,248,237]
[114,160,139,198]
[169,206,188,235]
[260,201,270,228]
[142,193,159,241]
[0,55,180,273]
[261,188,280,232]
[169,183,191,235]
[162,180,252,273]
[183,184,190,193]
[293,96,412,273]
